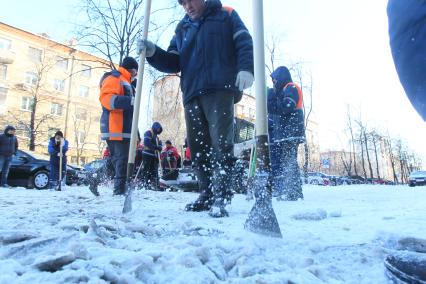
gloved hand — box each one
[130,96,135,106]
[137,39,156,57]
[235,71,254,91]
[57,153,62,157]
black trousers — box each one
[106,140,129,192]
[270,140,303,199]
[184,91,234,202]
[141,154,159,189]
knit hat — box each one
[152,122,163,135]
[55,130,64,138]
[121,57,138,71]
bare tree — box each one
[370,130,382,179]
[346,106,358,176]
[71,105,93,165]
[383,135,399,184]
[8,46,60,151]
[73,0,179,68]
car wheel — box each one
[409,183,415,187]
[33,171,49,190]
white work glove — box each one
[130,96,135,106]
[235,71,254,91]
[136,39,156,57]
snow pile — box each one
[0,184,425,283]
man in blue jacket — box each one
[0,125,18,187]
[385,1,426,282]
[140,122,163,190]
[48,131,68,190]
[138,0,254,217]
[267,66,305,201]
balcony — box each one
[0,49,16,64]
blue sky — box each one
[1,0,425,163]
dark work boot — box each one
[88,173,100,196]
[185,168,213,212]
[385,251,426,283]
[208,167,232,218]
[209,198,229,218]
[185,195,214,211]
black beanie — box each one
[55,131,64,138]
[121,57,138,71]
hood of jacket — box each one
[271,66,293,90]
[4,125,16,136]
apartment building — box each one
[0,22,110,165]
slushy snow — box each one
[0,184,425,283]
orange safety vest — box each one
[284,82,303,110]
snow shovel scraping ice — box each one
[244,0,282,238]
[123,0,152,214]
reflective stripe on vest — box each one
[284,82,303,109]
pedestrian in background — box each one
[0,125,18,187]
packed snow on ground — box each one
[0,184,425,284]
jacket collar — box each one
[118,67,132,83]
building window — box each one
[80,64,91,77]
[79,85,90,97]
[77,131,86,144]
[0,87,7,114]
[56,56,68,70]
[75,107,87,121]
[0,37,11,50]
[249,108,255,120]
[0,64,7,80]
[25,72,38,86]
[51,103,63,116]
[53,79,65,92]
[236,105,244,117]
[28,47,42,62]
[21,97,34,111]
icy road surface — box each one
[0,184,425,283]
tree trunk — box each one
[29,100,37,151]
[387,139,399,184]
[363,131,374,178]
[372,135,381,179]
[303,143,309,183]
[359,133,367,180]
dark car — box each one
[349,175,367,184]
[366,178,386,185]
[409,171,426,187]
[5,150,85,189]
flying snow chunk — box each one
[292,209,327,221]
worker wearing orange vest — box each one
[267,66,305,201]
[98,56,138,195]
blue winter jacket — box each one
[0,126,18,157]
[48,137,68,167]
[267,67,305,144]
[142,123,162,157]
[388,0,426,121]
[147,0,254,106]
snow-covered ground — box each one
[0,184,425,283]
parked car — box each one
[337,176,353,185]
[4,150,85,189]
[409,171,426,187]
[306,172,330,186]
[349,175,367,184]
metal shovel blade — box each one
[122,184,133,214]
[244,172,282,238]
